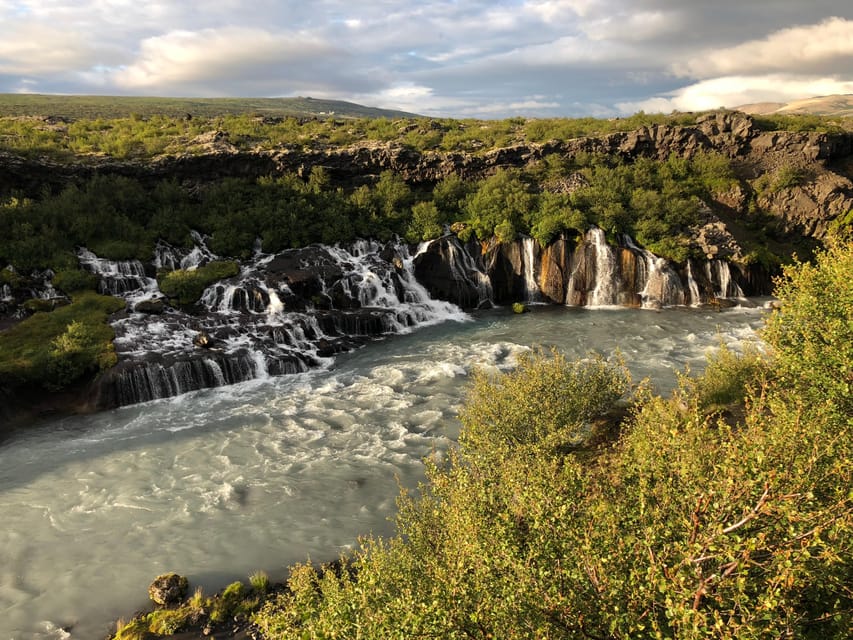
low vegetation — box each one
[1,101,850,161]
[1,148,761,272]
[157,260,240,307]
[0,291,124,390]
[114,572,272,640]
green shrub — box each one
[53,268,98,294]
[209,581,247,624]
[158,260,239,306]
[249,570,270,594]
[0,291,124,390]
[692,342,767,410]
[762,240,853,420]
[459,349,630,458]
[146,608,190,635]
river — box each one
[0,303,768,639]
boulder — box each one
[148,573,188,607]
[134,298,166,314]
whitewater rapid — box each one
[0,304,768,639]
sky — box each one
[1,1,852,119]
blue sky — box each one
[1,0,852,118]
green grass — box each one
[0,290,125,389]
[0,94,419,120]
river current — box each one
[0,304,768,639]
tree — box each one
[464,169,535,240]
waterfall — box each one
[111,352,304,405]
[78,230,759,408]
[78,248,158,300]
[686,261,701,307]
[94,237,471,407]
[1,284,13,302]
[621,235,684,308]
[154,232,218,272]
[588,228,618,307]
[201,279,270,314]
[439,237,493,307]
[706,260,745,299]
[521,236,542,302]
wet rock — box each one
[148,573,189,606]
[134,298,166,314]
[413,236,488,309]
[193,331,214,348]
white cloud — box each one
[618,74,853,114]
[114,27,337,91]
[0,1,852,117]
[0,23,99,73]
[524,0,599,20]
[676,17,853,78]
[583,10,675,42]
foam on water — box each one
[0,304,768,639]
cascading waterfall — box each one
[154,232,217,271]
[93,237,470,407]
[521,236,542,302]
[78,248,158,300]
[588,228,618,306]
[621,235,684,308]
[706,259,745,299]
[686,261,701,307]
[438,237,493,306]
[67,229,762,408]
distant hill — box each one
[736,94,853,117]
[0,94,421,120]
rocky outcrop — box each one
[757,172,853,238]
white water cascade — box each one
[707,259,745,299]
[622,235,685,308]
[588,228,619,306]
[77,248,158,303]
[686,261,701,307]
[521,236,542,302]
[440,236,493,307]
[93,237,472,407]
[153,231,217,271]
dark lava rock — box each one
[193,331,214,349]
[148,572,189,606]
[134,298,166,314]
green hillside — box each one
[0,94,419,120]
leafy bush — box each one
[459,349,629,458]
[52,268,98,294]
[761,241,853,420]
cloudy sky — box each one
[1,0,852,118]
